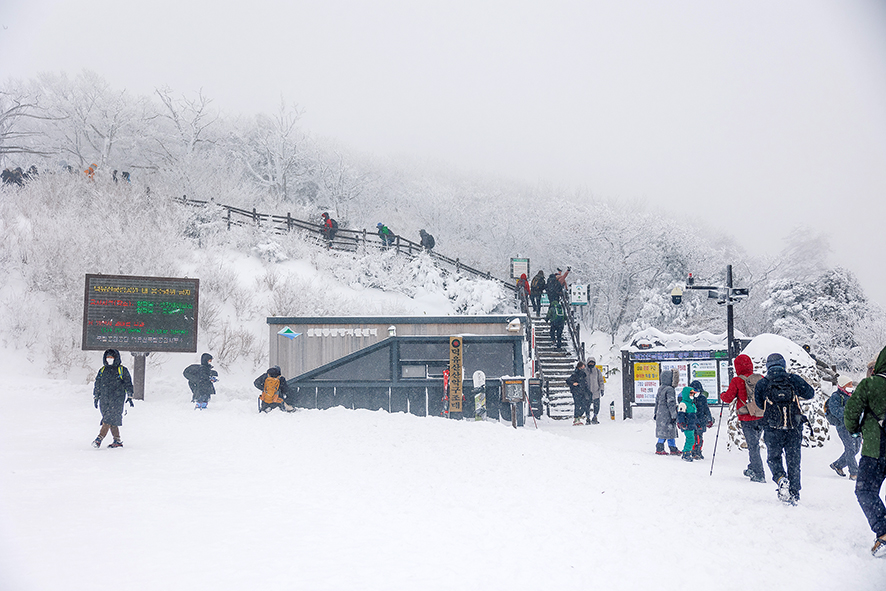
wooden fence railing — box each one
[174,196,516,291]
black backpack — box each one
[764,374,803,430]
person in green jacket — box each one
[677,386,698,462]
[845,345,886,557]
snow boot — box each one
[776,476,792,503]
[829,462,846,477]
[872,535,886,557]
[573,417,583,426]
[590,416,599,425]
[655,443,667,455]
[92,436,103,449]
[681,451,694,462]
[669,446,681,456]
[750,473,766,483]
[108,439,123,449]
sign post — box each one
[448,337,463,415]
[82,274,200,399]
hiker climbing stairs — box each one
[532,312,580,419]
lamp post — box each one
[671,264,749,382]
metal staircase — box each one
[531,311,581,420]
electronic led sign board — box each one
[82,274,199,352]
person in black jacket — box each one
[254,366,294,412]
[529,270,546,316]
[568,361,591,426]
[183,353,218,409]
[92,349,134,449]
[419,229,435,251]
[690,379,713,460]
[754,353,815,504]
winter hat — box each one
[765,353,786,371]
[837,375,854,389]
[520,273,527,280]
[377,223,383,227]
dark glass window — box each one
[464,342,516,378]
[315,346,391,380]
[400,341,448,361]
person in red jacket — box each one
[721,354,766,483]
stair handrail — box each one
[174,195,516,292]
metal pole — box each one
[726,264,735,383]
[132,352,147,400]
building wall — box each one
[268,315,526,378]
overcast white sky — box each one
[2,0,886,304]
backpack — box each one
[261,375,282,404]
[549,301,565,323]
[763,374,803,430]
[825,391,844,426]
[736,374,765,417]
[425,234,435,249]
[531,275,545,293]
[330,219,338,231]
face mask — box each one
[106,357,115,365]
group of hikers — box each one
[90,349,295,450]
[319,212,435,253]
[654,347,886,557]
[514,267,571,348]
[88,340,886,558]
[1,165,38,186]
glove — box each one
[678,423,687,431]
[707,420,713,429]
[127,396,134,407]
[94,397,99,409]
[210,376,218,383]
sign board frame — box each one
[509,258,530,280]
[82,274,200,353]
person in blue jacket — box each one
[828,375,861,479]
[754,353,815,504]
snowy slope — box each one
[1,346,884,591]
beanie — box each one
[766,353,786,371]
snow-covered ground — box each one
[1,347,884,591]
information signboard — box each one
[569,284,588,305]
[448,336,463,413]
[82,274,199,352]
[633,362,659,404]
[689,360,719,403]
[510,258,530,280]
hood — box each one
[520,273,527,280]
[103,349,121,367]
[201,352,214,366]
[268,366,281,378]
[766,353,786,371]
[873,345,886,376]
[680,386,695,403]
[660,369,673,386]
[734,354,753,377]
[689,380,703,393]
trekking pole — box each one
[709,402,726,476]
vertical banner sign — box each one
[449,337,463,413]
[82,274,199,352]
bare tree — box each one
[232,100,309,202]
[0,88,55,166]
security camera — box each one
[671,286,683,305]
